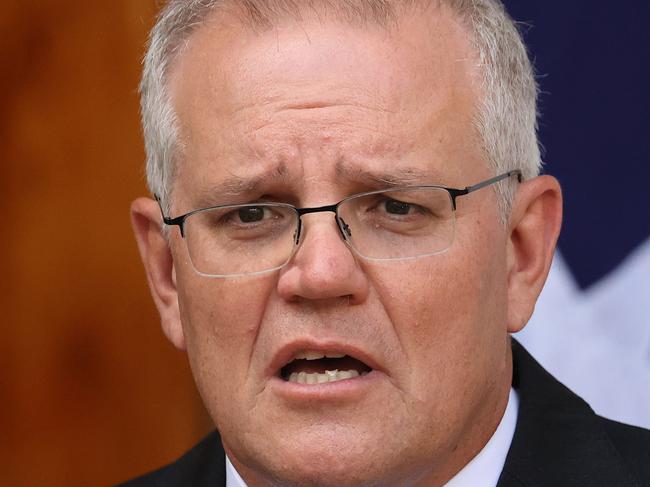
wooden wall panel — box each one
[1,2,211,486]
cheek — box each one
[171,238,275,340]
[178,277,272,341]
[375,249,502,339]
[370,225,508,391]
[174,264,276,418]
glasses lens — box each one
[338,187,455,260]
[183,204,298,276]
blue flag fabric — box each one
[502,1,650,429]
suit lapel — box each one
[497,340,638,487]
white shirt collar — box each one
[226,454,248,487]
[226,388,519,487]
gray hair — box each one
[140,0,540,219]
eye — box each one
[237,206,267,223]
[384,199,412,215]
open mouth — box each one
[280,351,372,384]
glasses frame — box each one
[158,169,522,276]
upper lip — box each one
[267,339,384,378]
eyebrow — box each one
[195,163,291,206]
[334,161,436,188]
[193,159,439,208]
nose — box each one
[277,214,369,303]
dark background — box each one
[1,2,648,486]
[503,1,650,289]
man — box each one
[125,0,650,486]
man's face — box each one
[166,6,513,487]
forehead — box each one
[167,5,485,207]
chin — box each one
[260,456,397,487]
[235,428,426,487]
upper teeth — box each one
[294,351,346,361]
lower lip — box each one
[268,370,384,401]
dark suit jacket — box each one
[120,340,650,486]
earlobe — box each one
[506,176,563,333]
[131,197,186,350]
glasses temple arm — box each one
[447,170,523,209]
[465,170,522,194]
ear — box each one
[506,175,563,333]
[131,197,186,350]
